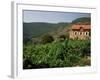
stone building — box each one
[69,24,91,40]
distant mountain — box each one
[23,22,70,43]
[72,17,91,24]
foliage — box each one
[23,39,91,69]
[41,34,54,44]
[58,35,66,41]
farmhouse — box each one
[69,23,91,40]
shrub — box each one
[59,35,66,40]
[41,34,54,44]
[23,39,91,69]
[82,40,91,56]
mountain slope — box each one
[23,22,69,38]
[72,17,91,24]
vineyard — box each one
[23,39,91,69]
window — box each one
[80,32,82,35]
[85,32,89,36]
[74,31,77,35]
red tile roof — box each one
[71,24,91,30]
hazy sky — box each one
[23,10,90,23]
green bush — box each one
[58,35,66,41]
[23,39,91,69]
[41,34,54,44]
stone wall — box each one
[69,31,90,40]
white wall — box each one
[0,0,100,80]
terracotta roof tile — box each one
[72,24,91,30]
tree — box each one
[59,35,66,40]
[41,34,54,44]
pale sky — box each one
[23,10,90,23]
